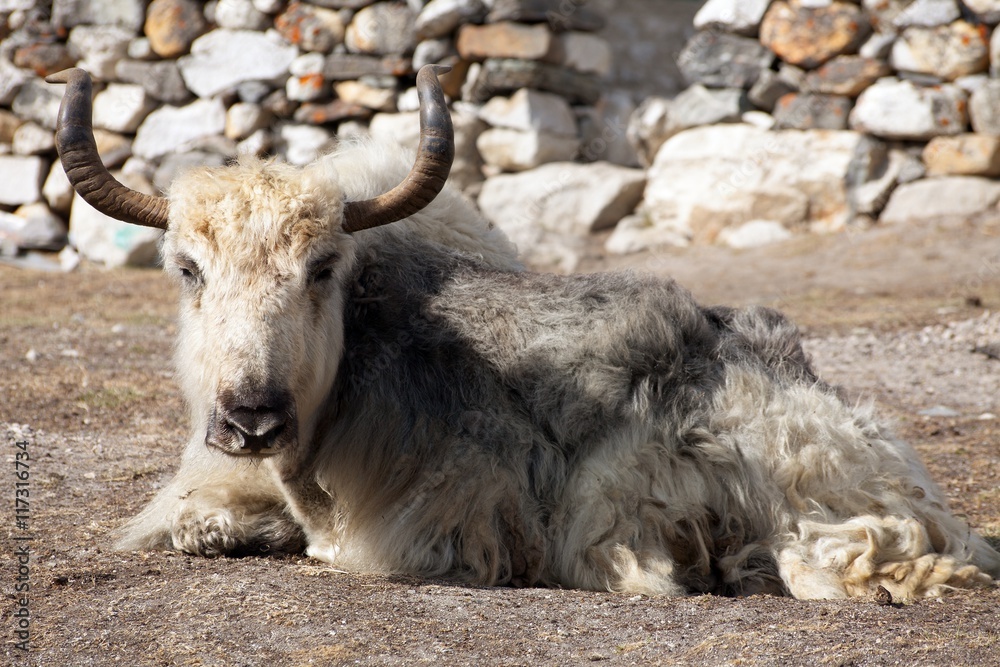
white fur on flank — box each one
[114,138,999,602]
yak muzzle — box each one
[205,388,297,458]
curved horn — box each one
[45,68,170,229]
[343,65,455,233]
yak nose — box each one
[209,388,297,456]
[226,404,289,450]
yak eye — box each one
[310,254,340,284]
[174,257,202,285]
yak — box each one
[47,66,1000,600]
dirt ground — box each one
[2,213,1000,666]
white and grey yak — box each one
[48,66,1000,600]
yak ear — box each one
[46,68,170,229]
[342,65,454,233]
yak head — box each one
[47,66,454,459]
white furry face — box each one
[163,158,358,458]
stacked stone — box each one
[615,0,1000,253]
[0,0,637,269]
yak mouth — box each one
[204,388,298,458]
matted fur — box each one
[116,140,1000,601]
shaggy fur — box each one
[116,140,1000,601]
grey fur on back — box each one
[308,232,822,590]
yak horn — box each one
[342,65,455,233]
[46,68,170,230]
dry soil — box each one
[2,213,1000,666]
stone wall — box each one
[0,0,644,269]
[612,0,1000,254]
[4,1,999,272]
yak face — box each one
[163,158,358,458]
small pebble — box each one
[874,585,893,606]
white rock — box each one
[693,0,772,36]
[121,156,157,181]
[716,220,793,249]
[970,80,1000,134]
[478,161,646,271]
[619,125,865,250]
[67,25,133,81]
[850,77,967,140]
[890,21,989,81]
[413,38,454,69]
[477,128,580,172]
[346,3,417,55]
[178,29,299,98]
[43,162,74,215]
[955,73,990,94]
[742,110,776,129]
[59,246,81,272]
[369,111,420,148]
[555,32,612,77]
[334,80,396,110]
[416,0,485,39]
[397,86,421,112]
[286,74,327,102]
[965,0,1000,24]
[127,37,155,60]
[236,128,272,156]
[880,176,1000,222]
[625,97,671,168]
[290,52,326,77]
[225,103,269,140]
[892,0,960,28]
[990,26,1000,76]
[0,155,47,206]
[214,0,270,30]
[860,32,896,60]
[69,171,163,267]
[605,213,690,255]
[52,0,146,30]
[279,124,335,166]
[12,122,55,155]
[132,98,227,160]
[627,86,747,166]
[479,161,645,234]
[0,58,31,106]
[252,0,283,12]
[478,88,577,136]
[11,79,63,130]
[92,83,156,133]
[0,203,67,251]
[0,0,35,10]
[670,84,747,128]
